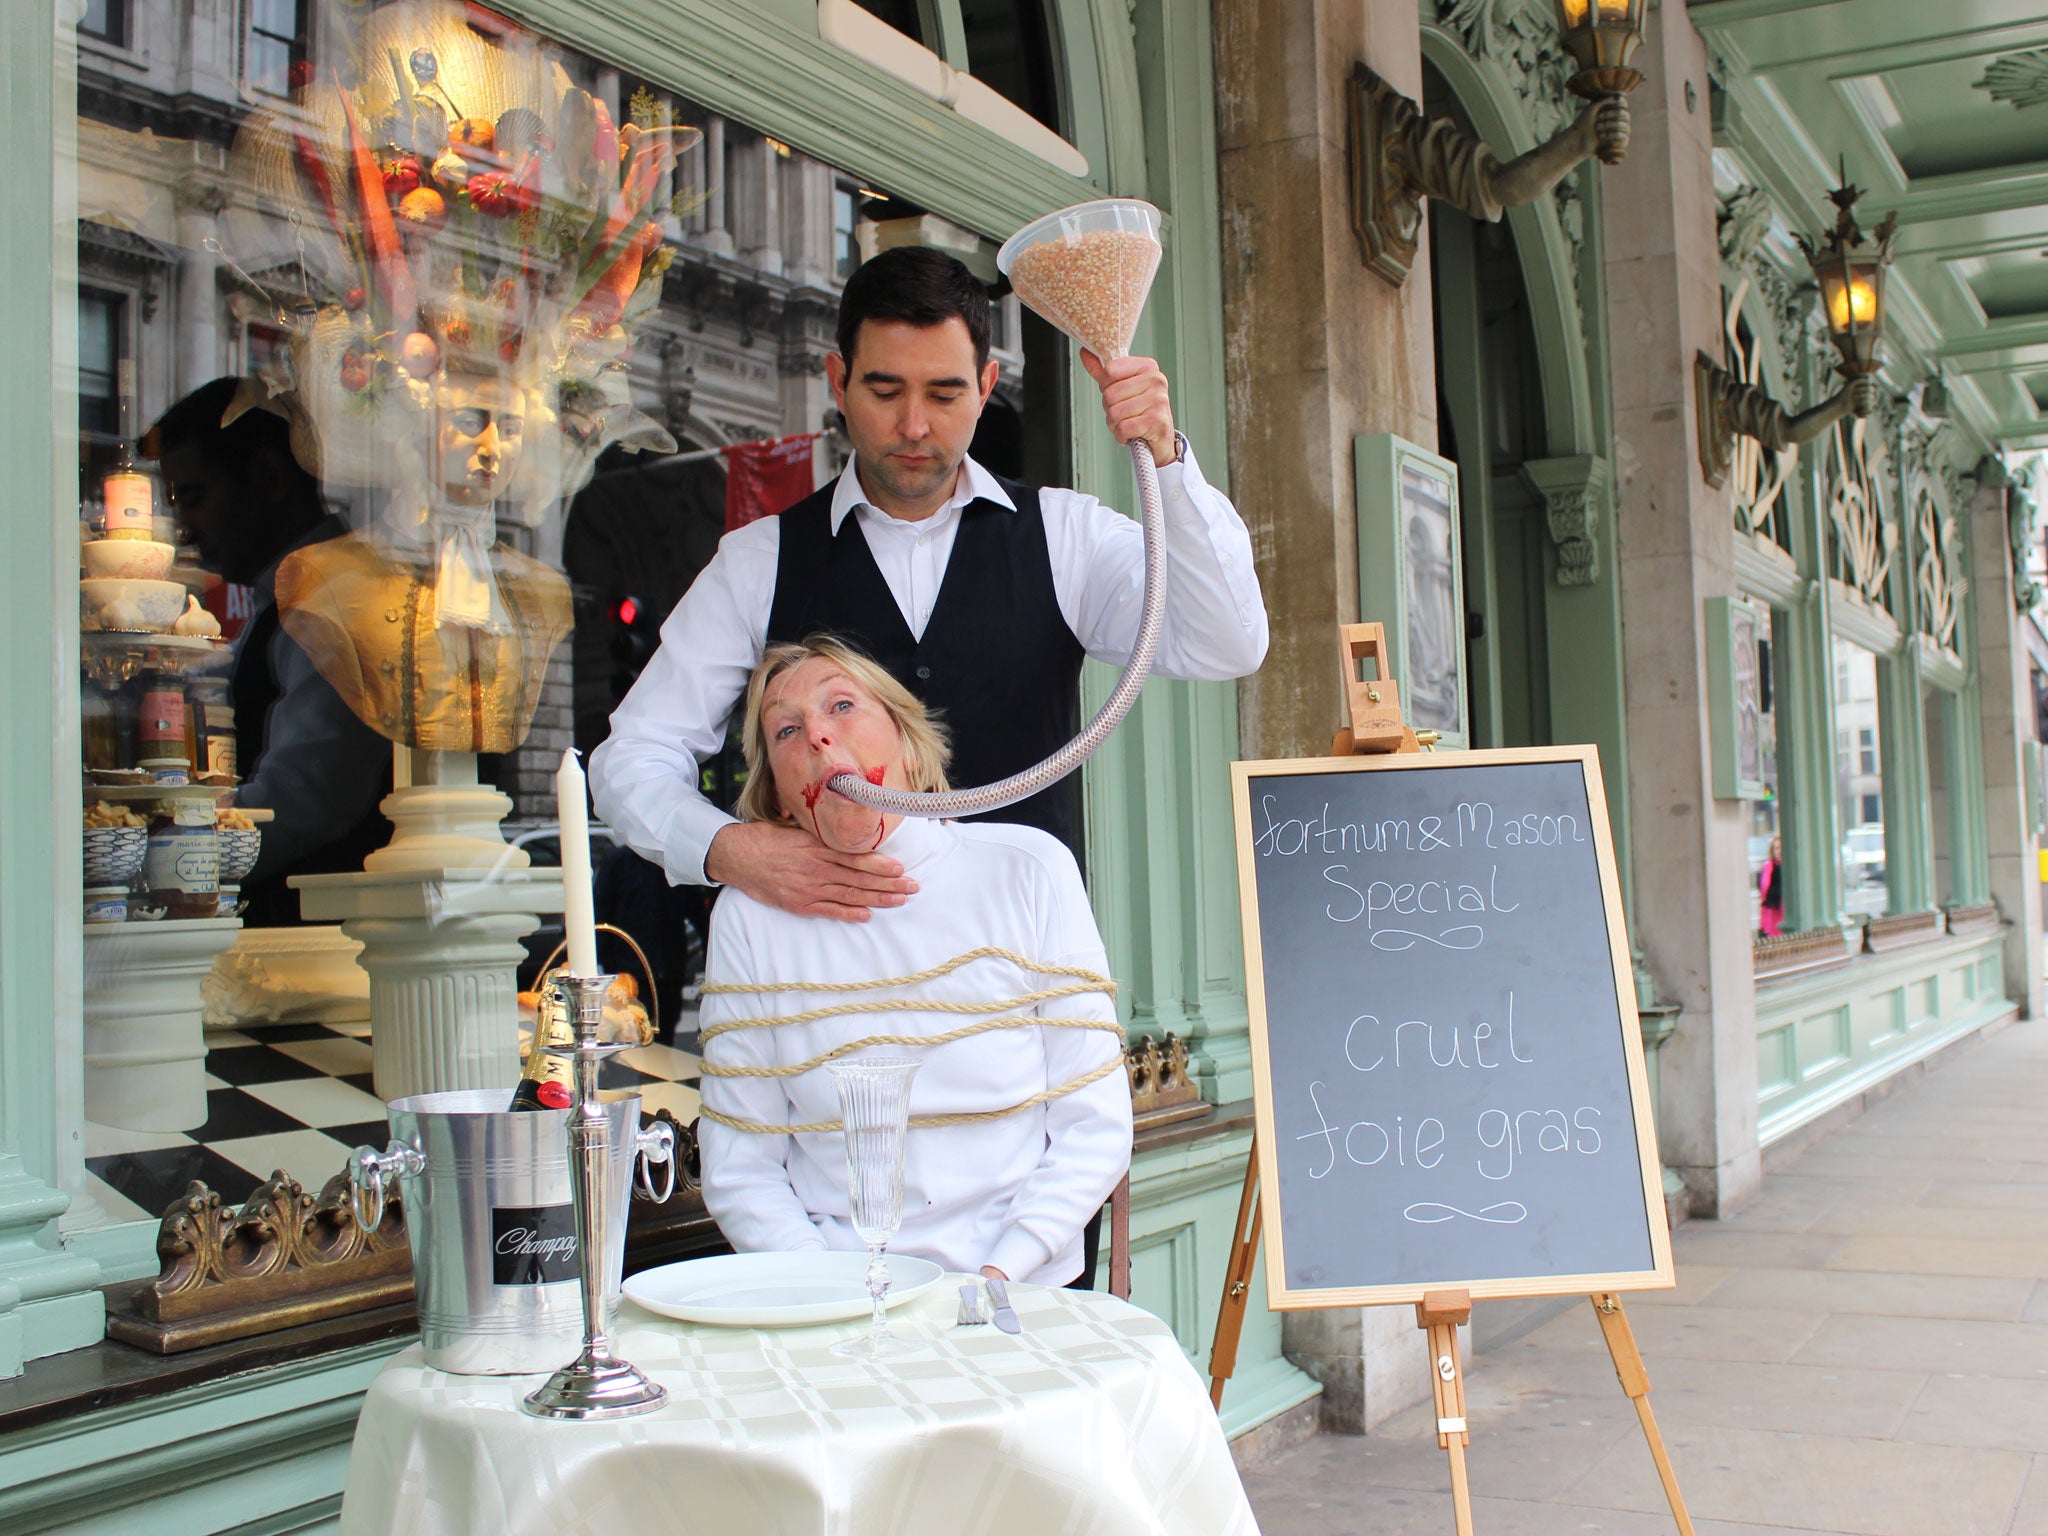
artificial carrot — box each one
[335,73,416,328]
[573,221,661,329]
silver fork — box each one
[955,1281,989,1327]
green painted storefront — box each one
[4,0,2047,1525]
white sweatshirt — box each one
[698,816,1133,1285]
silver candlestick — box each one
[521,971,668,1420]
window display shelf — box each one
[80,631,230,689]
[80,784,272,818]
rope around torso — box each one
[696,946,1122,1136]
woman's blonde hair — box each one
[735,636,951,823]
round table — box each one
[338,1278,1258,1536]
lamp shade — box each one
[1797,184,1898,379]
[1555,0,1647,98]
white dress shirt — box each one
[698,815,1133,1286]
[588,446,1268,884]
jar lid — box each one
[83,885,129,897]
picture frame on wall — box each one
[1355,433,1468,748]
[1706,595,1771,800]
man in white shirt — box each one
[589,246,1267,921]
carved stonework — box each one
[105,1169,411,1354]
[1824,417,1896,609]
[1522,455,1610,586]
[1348,65,1498,285]
[1947,901,2004,936]
[2003,458,2044,612]
[1125,1032,1208,1129]
[1911,466,1968,652]
[1712,265,1794,528]
[1434,0,1589,312]
[1753,925,1849,979]
[1975,50,2048,110]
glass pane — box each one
[249,0,299,39]
[1924,688,1950,907]
[1746,607,1782,937]
[66,0,1050,1235]
[79,0,125,45]
[960,0,1061,131]
[78,291,120,438]
[244,35,293,98]
[1832,638,1885,920]
[849,0,928,47]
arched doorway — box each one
[1425,64,1551,752]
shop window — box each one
[245,0,308,99]
[834,183,861,278]
[78,289,123,440]
[1746,606,1782,938]
[960,0,1062,132]
[848,0,929,47]
[79,0,129,47]
[1832,638,1886,920]
[67,0,1060,1263]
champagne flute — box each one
[828,1057,924,1360]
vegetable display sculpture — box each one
[224,0,695,753]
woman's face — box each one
[760,657,911,851]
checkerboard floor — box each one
[84,1019,703,1226]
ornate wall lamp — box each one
[1696,182,1898,490]
[1348,0,1644,287]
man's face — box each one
[161,441,259,584]
[435,374,524,507]
[825,317,998,519]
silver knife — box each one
[985,1275,1021,1335]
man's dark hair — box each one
[143,376,317,496]
[836,246,991,372]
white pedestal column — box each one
[83,917,245,1132]
[293,868,564,1103]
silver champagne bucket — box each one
[351,1089,675,1375]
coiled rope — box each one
[697,946,1122,1136]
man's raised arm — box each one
[587,538,764,886]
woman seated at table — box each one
[697,637,1132,1286]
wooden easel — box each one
[1205,624,1695,1536]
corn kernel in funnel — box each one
[997,199,1162,361]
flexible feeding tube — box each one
[823,437,1165,819]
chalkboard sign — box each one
[1232,746,1673,1308]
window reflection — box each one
[1745,606,1781,937]
[1833,638,1885,920]
[70,0,1044,1233]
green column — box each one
[0,4,106,1376]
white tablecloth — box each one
[338,1279,1258,1536]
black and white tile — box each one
[85,1019,702,1225]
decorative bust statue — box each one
[226,0,689,759]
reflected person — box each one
[145,378,390,925]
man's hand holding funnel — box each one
[1079,350,1180,467]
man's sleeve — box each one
[236,627,390,877]
[1046,439,1268,681]
[587,527,777,886]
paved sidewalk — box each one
[1243,1018,2048,1536]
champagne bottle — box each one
[509,981,576,1111]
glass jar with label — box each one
[82,687,129,772]
[137,674,189,763]
[188,676,237,783]
[142,801,219,919]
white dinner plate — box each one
[623,1251,946,1327]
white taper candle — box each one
[556,748,600,978]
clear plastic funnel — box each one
[997,199,1162,361]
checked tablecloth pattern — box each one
[339,1279,1258,1536]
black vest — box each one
[765,476,1085,856]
